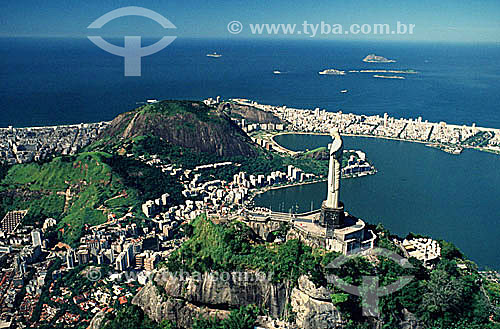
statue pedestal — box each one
[319,201,345,238]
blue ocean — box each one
[1,37,500,128]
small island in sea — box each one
[363,54,396,63]
[373,74,405,79]
[349,69,417,74]
[318,68,346,75]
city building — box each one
[31,229,42,247]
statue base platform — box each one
[319,201,345,238]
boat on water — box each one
[206,52,222,58]
[340,90,348,93]
[273,70,282,74]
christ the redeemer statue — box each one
[319,128,345,233]
[325,128,343,209]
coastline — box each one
[250,169,376,196]
[0,121,112,130]
[3,96,500,158]
[247,159,377,207]
[269,131,500,156]
[235,97,500,157]
[250,178,327,196]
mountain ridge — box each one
[99,100,258,158]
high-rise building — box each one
[115,251,127,271]
[257,174,265,186]
[142,200,157,217]
[77,249,90,265]
[144,256,157,271]
[0,210,27,234]
[31,229,42,247]
[66,249,75,269]
[135,253,146,270]
[133,240,143,254]
[105,249,115,264]
[161,193,170,206]
[125,243,134,268]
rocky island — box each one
[373,74,405,79]
[363,54,396,63]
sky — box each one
[1,0,499,42]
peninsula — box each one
[230,98,500,155]
[373,75,405,79]
[348,69,417,74]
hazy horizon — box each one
[2,0,500,42]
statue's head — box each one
[330,128,340,138]
[329,128,343,157]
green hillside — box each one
[98,100,258,158]
[0,151,182,245]
[137,100,222,123]
[162,215,499,329]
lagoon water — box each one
[254,134,500,269]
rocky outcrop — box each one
[88,310,106,329]
[388,309,422,329]
[132,270,346,329]
[100,100,258,157]
[132,269,286,328]
[244,218,283,241]
[132,281,228,328]
[132,271,422,329]
[221,103,284,124]
[291,276,343,329]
